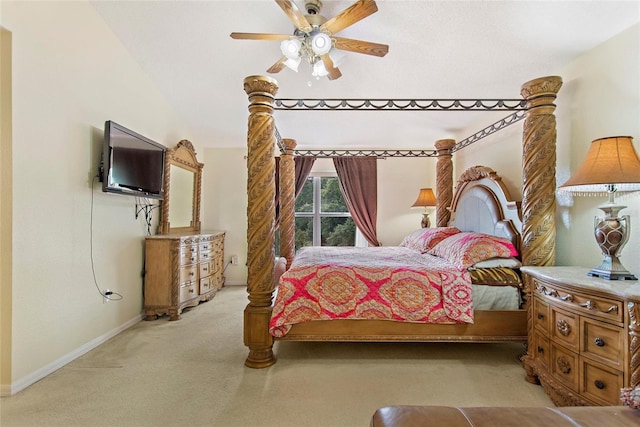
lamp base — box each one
[421,213,431,228]
[587,206,637,280]
[587,256,638,281]
[588,269,638,281]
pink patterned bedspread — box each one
[269,246,473,338]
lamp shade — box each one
[311,32,332,55]
[559,136,640,194]
[411,188,437,207]
[280,38,301,59]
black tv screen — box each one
[101,121,166,199]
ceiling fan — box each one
[230,0,389,80]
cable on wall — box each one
[90,175,123,301]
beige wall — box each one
[1,1,196,394]
[1,27,13,395]
[202,148,248,284]
[455,24,640,275]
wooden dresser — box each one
[143,231,225,320]
[522,266,640,406]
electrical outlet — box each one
[231,255,238,265]
[103,289,112,303]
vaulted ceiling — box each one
[91,1,639,150]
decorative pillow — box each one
[428,232,519,268]
[471,257,522,269]
[620,386,640,409]
[399,227,461,253]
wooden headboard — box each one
[448,166,523,254]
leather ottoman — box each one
[371,405,640,427]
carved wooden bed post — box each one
[520,76,563,267]
[520,76,562,383]
[279,138,297,270]
[243,75,278,368]
[435,139,456,227]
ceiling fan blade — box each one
[321,55,342,80]
[267,57,288,74]
[230,32,292,41]
[334,37,388,57]
[321,0,378,35]
[275,0,312,33]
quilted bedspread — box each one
[269,246,474,337]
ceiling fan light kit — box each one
[311,32,332,55]
[230,0,389,80]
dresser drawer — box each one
[199,275,212,295]
[551,343,579,392]
[180,265,198,284]
[551,307,579,351]
[533,331,550,369]
[199,247,213,263]
[533,278,623,324]
[581,317,624,369]
[533,297,550,334]
[199,260,212,279]
[179,282,198,303]
[581,359,623,405]
[180,245,198,265]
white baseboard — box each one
[3,314,142,396]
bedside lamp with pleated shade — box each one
[411,188,437,228]
[559,136,640,280]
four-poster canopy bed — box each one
[242,74,563,368]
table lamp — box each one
[411,188,437,228]
[558,136,640,280]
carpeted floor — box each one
[0,286,553,427]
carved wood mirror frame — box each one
[159,140,203,234]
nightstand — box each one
[521,266,640,406]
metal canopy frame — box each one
[273,98,526,157]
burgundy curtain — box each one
[275,156,315,226]
[333,157,381,247]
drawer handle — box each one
[594,380,605,390]
[536,284,573,302]
[537,313,544,320]
[594,337,605,347]
[203,254,209,259]
[579,300,618,314]
[537,346,544,354]
[190,272,195,276]
[191,257,197,262]
[557,356,571,374]
[556,319,571,336]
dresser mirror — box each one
[159,140,202,234]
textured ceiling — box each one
[90,0,639,150]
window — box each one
[294,175,358,250]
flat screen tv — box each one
[101,121,166,200]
